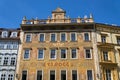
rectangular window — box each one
[24,49,30,59]
[84,33,90,41]
[8,74,13,80]
[10,57,16,66]
[71,33,76,41]
[61,49,67,59]
[38,49,44,59]
[0,43,4,49]
[71,49,77,59]
[106,69,112,80]
[87,70,93,80]
[37,70,42,80]
[61,33,66,42]
[101,36,106,43]
[85,49,92,59]
[22,70,27,80]
[103,51,108,61]
[50,70,55,80]
[72,70,77,80]
[117,37,120,45]
[39,33,45,42]
[61,70,66,80]
[13,42,18,49]
[3,57,8,65]
[0,57,2,65]
[50,49,56,59]
[25,34,31,42]
[6,43,12,49]
[51,33,56,42]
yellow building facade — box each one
[16,8,120,80]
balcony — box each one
[97,42,115,48]
[99,60,117,67]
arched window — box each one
[1,31,8,38]
[1,74,6,80]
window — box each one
[10,57,16,66]
[37,70,43,80]
[72,70,77,80]
[38,49,44,59]
[71,33,77,41]
[1,31,8,38]
[39,33,45,42]
[24,49,30,59]
[84,33,90,41]
[101,36,106,43]
[3,57,9,65]
[0,57,2,65]
[10,32,17,38]
[8,74,13,80]
[51,33,56,42]
[85,49,92,59]
[50,70,55,80]
[117,37,120,45]
[22,70,27,80]
[50,49,56,59]
[61,70,66,80]
[25,34,31,42]
[6,43,12,49]
[103,51,108,61]
[87,70,93,80]
[71,49,77,59]
[13,42,18,49]
[0,42,4,49]
[61,33,66,42]
[106,69,112,80]
[61,49,67,59]
[1,74,6,80]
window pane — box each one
[71,49,77,58]
[8,74,13,80]
[1,74,6,80]
[40,34,44,42]
[117,37,120,45]
[72,70,77,80]
[61,49,66,59]
[50,49,56,59]
[10,57,16,66]
[85,49,91,58]
[37,70,42,80]
[103,51,108,61]
[26,35,31,42]
[84,33,89,41]
[87,70,93,80]
[101,36,106,43]
[38,49,44,59]
[3,57,8,65]
[61,70,66,80]
[22,71,27,80]
[106,69,111,80]
[71,33,76,41]
[61,33,66,41]
[24,49,30,59]
[50,70,55,80]
[51,34,56,42]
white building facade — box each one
[0,29,20,80]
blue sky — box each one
[0,0,120,28]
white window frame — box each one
[1,31,8,38]
[10,32,18,38]
[50,33,57,42]
[60,70,67,80]
[86,69,94,80]
[70,32,77,41]
[39,33,45,42]
[71,48,78,59]
[71,70,78,80]
[84,33,90,41]
[60,49,67,59]
[10,57,16,66]
[60,33,66,42]
[23,49,30,60]
[38,49,44,60]
[50,49,57,59]
[49,70,56,80]
[25,34,32,42]
[21,70,28,80]
[3,57,9,66]
[36,70,43,80]
[84,48,92,59]
[8,74,14,80]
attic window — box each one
[10,32,18,38]
[1,31,8,38]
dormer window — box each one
[10,32,18,38]
[1,31,8,38]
